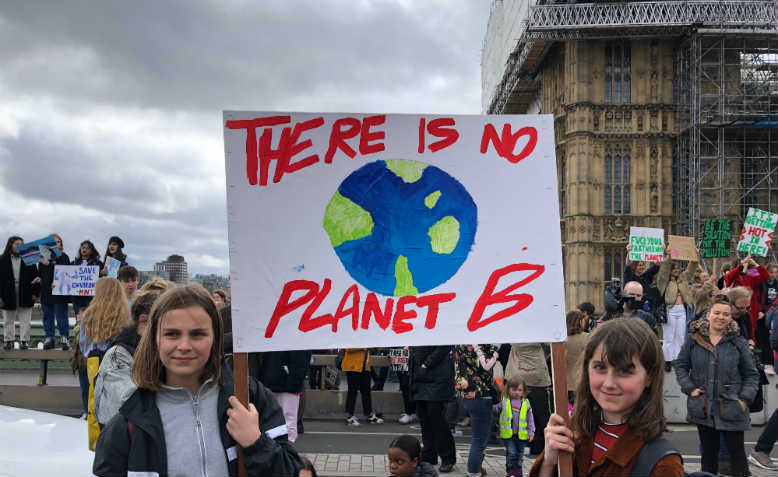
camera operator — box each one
[603,280,658,335]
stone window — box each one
[559,150,567,217]
[605,42,631,104]
[603,248,623,287]
[604,145,631,214]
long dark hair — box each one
[572,318,665,442]
[76,240,100,263]
[104,243,126,262]
[2,236,23,258]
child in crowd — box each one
[529,318,685,476]
[116,266,139,308]
[495,378,534,477]
[388,435,438,477]
[299,456,318,477]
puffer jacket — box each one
[505,343,551,388]
[94,326,140,425]
[655,256,697,306]
[675,319,760,431]
[93,364,301,477]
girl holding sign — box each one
[93,284,301,477]
[655,246,698,371]
[530,319,684,477]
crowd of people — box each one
[1,233,777,477]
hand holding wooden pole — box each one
[551,342,573,476]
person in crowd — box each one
[1,236,40,350]
[454,344,499,477]
[258,348,312,443]
[604,281,658,334]
[495,378,534,477]
[725,254,769,343]
[624,245,662,319]
[342,348,384,426]
[655,246,698,370]
[392,346,416,425]
[116,266,139,307]
[409,346,456,473]
[565,310,589,403]
[140,275,170,293]
[749,408,778,470]
[675,296,760,477]
[729,287,755,344]
[389,434,439,477]
[71,240,103,318]
[299,456,318,477]
[38,233,71,350]
[692,265,721,320]
[577,302,596,332]
[93,291,159,426]
[530,319,684,477]
[213,289,227,308]
[505,343,551,456]
[758,263,778,365]
[93,283,301,477]
[718,260,736,290]
[100,236,128,276]
[79,277,130,449]
[371,348,389,391]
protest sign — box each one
[701,219,731,258]
[17,236,61,266]
[389,348,410,372]
[52,265,99,296]
[737,208,778,257]
[667,235,697,261]
[629,227,665,262]
[104,257,121,278]
[223,112,565,352]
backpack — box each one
[633,437,715,477]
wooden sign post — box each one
[234,353,249,477]
[551,342,573,476]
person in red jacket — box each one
[724,254,769,340]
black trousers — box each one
[527,386,552,455]
[345,371,372,416]
[397,372,416,415]
[755,318,772,365]
[371,365,388,390]
[417,400,456,466]
[697,424,748,477]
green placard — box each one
[700,219,731,258]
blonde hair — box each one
[727,286,753,303]
[140,276,171,293]
[83,278,130,343]
[131,283,223,391]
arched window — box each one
[605,42,631,104]
[605,146,631,215]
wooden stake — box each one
[234,352,249,477]
[551,342,573,477]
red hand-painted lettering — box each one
[480,124,538,164]
[468,263,545,331]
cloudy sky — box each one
[0,1,490,276]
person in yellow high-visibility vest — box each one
[495,378,534,477]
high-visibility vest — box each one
[499,396,530,440]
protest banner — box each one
[737,208,778,257]
[667,235,697,261]
[389,348,409,372]
[223,112,565,352]
[17,236,61,266]
[701,219,732,258]
[52,265,99,296]
[104,257,121,278]
[629,227,665,262]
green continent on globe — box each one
[323,191,374,248]
[394,255,419,296]
[428,216,460,254]
[385,159,427,183]
[424,190,441,209]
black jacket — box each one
[0,254,40,310]
[259,350,312,394]
[93,364,302,477]
[38,252,71,306]
[409,346,454,402]
[70,257,103,307]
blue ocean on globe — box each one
[323,159,477,297]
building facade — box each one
[483,0,778,312]
[154,254,189,284]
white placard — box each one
[223,112,565,352]
[629,227,665,262]
[53,265,99,296]
[737,207,778,257]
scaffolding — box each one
[675,30,778,244]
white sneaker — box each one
[346,415,360,426]
[399,413,412,424]
[367,413,384,424]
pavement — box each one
[294,419,778,477]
